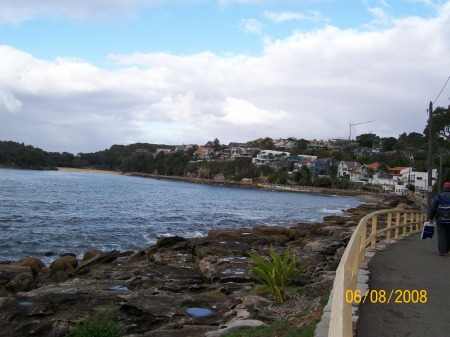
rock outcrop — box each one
[0,194,411,337]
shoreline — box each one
[56,167,121,175]
[54,167,383,202]
[123,171,383,202]
[1,164,388,205]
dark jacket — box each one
[429,191,450,221]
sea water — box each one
[0,168,362,264]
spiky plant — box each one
[248,246,308,303]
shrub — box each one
[247,246,308,303]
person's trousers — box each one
[436,222,450,254]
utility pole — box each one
[427,101,433,215]
[438,150,443,193]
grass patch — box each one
[251,284,271,295]
[291,284,314,295]
[320,291,331,306]
[294,307,311,318]
[221,317,319,337]
[68,311,123,337]
[202,290,227,298]
[284,321,319,337]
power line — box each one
[433,74,450,104]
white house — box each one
[337,161,362,178]
[252,150,290,165]
[410,169,438,194]
[368,166,437,195]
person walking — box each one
[429,182,450,256]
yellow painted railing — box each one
[328,208,427,337]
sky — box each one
[1,0,450,154]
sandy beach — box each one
[56,167,121,175]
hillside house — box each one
[287,154,318,163]
[274,139,295,150]
[223,142,261,159]
[314,158,332,176]
[252,150,290,165]
[156,148,173,155]
[194,146,214,159]
[308,139,329,150]
[354,147,381,157]
[337,161,362,178]
[360,162,381,181]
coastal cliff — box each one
[0,194,414,337]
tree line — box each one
[1,105,449,186]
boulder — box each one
[0,265,32,274]
[12,257,46,275]
[0,265,33,295]
[75,250,120,273]
[156,236,193,252]
[82,249,102,261]
[252,225,290,237]
[207,228,253,239]
[205,319,265,337]
[5,272,34,293]
[49,255,78,273]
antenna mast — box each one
[348,120,374,140]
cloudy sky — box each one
[1,0,450,154]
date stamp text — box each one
[345,289,427,304]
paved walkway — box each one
[356,233,450,337]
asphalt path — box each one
[356,232,450,337]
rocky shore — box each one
[0,194,414,337]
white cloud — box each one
[218,0,268,8]
[0,90,22,113]
[1,2,450,152]
[363,6,393,29]
[0,0,165,24]
[263,10,329,24]
[239,18,263,34]
[220,97,288,124]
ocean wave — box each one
[321,208,344,214]
[0,168,362,263]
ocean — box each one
[0,168,362,264]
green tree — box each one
[424,105,450,149]
[313,176,332,187]
[212,138,221,152]
[294,165,311,185]
[430,105,450,140]
[294,139,309,151]
[356,133,380,148]
[397,132,426,151]
[381,137,397,152]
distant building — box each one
[337,161,362,178]
[223,142,261,159]
[308,139,329,150]
[156,148,172,155]
[194,146,214,159]
[252,150,290,165]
